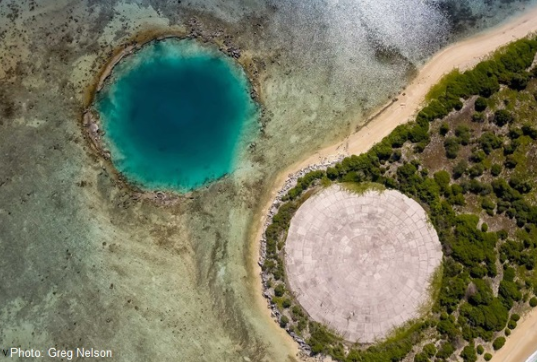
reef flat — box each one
[1,1,537,361]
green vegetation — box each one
[261,36,537,362]
[493,337,506,350]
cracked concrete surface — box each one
[285,186,442,343]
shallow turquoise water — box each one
[96,39,257,191]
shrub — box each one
[484,353,493,361]
[436,342,455,359]
[508,72,529,90]
[508,320,517,329]
[444,137,461,159]
[511,313,521,322]
[505,154,519,169]
[460,345,477,362]
[522,124,537,140]
[509,127,524,139]
[494,110,514,127]
[422,343,436,357]
[469,164,484,178]
[481,198,495,213]
[453,160,468,179]
[274,284,285,297]
[477,345,484,355]
[471,149,487,163]
[280,315,289,328]
[468,279,493,305]
[509,176,532,193]
[530,297,537,307]
[434,170,451,192]
[493,337,506,350]
[491,164,502,176]
[456,125,472,145]
[439,122,450,136]
[472,112,485,123]
[413,352,429,362]
[479,132,503,154]
[475,97,488,111]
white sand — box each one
[250,5,537,360]
[492,308,537,362]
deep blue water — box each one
[96,39,257,191]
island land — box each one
[252,5,537,362]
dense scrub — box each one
[262,37,537,361]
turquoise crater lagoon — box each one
[95,39,258,192]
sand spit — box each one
[252,4,537,358]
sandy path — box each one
[249,5,537,361]
[493,308,537,362]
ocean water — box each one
[3,1,537,362]
[95,39,257,191]
[528,350,537,362]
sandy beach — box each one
[493,308,537,362]
[250,5,537,360]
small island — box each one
[260,37,537,362]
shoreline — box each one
[248,4,537,360]
[80,23,265,205]
[492,307,537,362]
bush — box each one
[434,170,451,192]
[491,164,502,176]
[436,342,455,359]
[479,132,503,154]
[453,160,468,179]
[494,110,514,127]
[274,284,285,297]
[508,319,517,329]
[413,352,429,362]
[484,353,493,361]
[481,198,495,213]
[493,337,506,350]
[508,72,529,90]
[505,154,519,169]
[477,345,484,355]
[522,124,537,140]
[509,127,524,139]
[444,137,461,159]
[460,345,477,362]
[422,343,436,357]
[280,315,289,328]
[456,125,472,145]
[469,164,484,178]
[530,297,537,307]
[470,149,486,163]
[511,313,521,322]
[475,97,488,111]
[439,122,450,136]
[472,112,485,123]
[509,176,532,193]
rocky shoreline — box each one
[257,154,346,356]
[80,18,264,204]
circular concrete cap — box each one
[285,185,443,343]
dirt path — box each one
[249,6,537,361]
